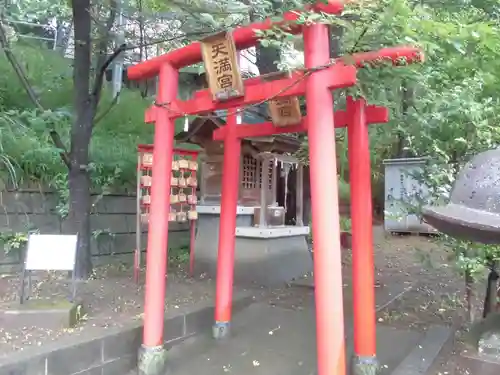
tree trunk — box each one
[66,137,93,279]
[253,0,281,75]
[68,0,94,279]
[329,24,343,61]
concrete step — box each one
[164,302,450,375]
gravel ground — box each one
[1,227,497,374]
[367,228,493,375]
[0,263,218,357]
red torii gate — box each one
[127,2,424,375]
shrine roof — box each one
[214,105,267,125]
[174,105,301,150]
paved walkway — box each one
[165,284,452,375]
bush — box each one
[0,44,154,189]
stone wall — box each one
[0,189,190,269]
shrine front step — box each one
[163,302,451,375]
[195,236,312,286]
[193,212,312,286]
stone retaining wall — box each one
[0,189,190,269]
[0,294,254,375]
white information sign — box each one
[25,234,78,271]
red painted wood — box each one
[142,64,178,347]
[347,96,377,358]
[127,1,345,80]
[214,113,241,325]
[304,23,347,375]
[167,65,357,117]
[211,105,388,141]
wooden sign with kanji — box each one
[263,71,302,127]
[200,31,245,101]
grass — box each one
[0,43,198,190]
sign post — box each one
[20,234,78,304]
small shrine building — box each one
[176,108,312,285]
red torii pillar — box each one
[347,97,381,373]
[303,23,347,375]
[138,65,178,375]
[213,109,242,338]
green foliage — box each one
[169,245,190,265]
[351,0,500,277]
[339,216,351,232]
[5,0,71,21]
[0,230,31,255]
[338,178,350,202]
[291,0,500,277]
[442,236,500,278]
[0,44,153,193]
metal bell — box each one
[422,148,500,244]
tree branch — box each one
[90,28,223,125]
[91,42,126,100]
[0,21,70,168]
[93,92,120,125]
[90,0,117,107]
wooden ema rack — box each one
[135,145,200,282]
[139,153,199,223]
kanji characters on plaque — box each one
[262,71,303,127]
[200,32,244,101]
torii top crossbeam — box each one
[128,2,344,79]
[129,0,422,121]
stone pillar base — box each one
[213,321,231,340]
[138,344,167,375]
[351,355,380,375]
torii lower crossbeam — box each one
[211,104,389,140]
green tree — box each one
[0,0,323,278]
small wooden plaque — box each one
[188,160,198,171]
[187,195,197,205]
[142,195,151,205]
[188,210,198,220]
[177,211,188,222]
[172,160,180,171]
[268,97,302,126]
[142,153,153,166]
[263,71,302,127]
[178,159,189,169]
[171,177,178,187]
[168,211,177,222]
[178,178,187,187]
[178,193,187,203]
[200,31,244,102]
[170,194,179,204]
[141,175,152,187]
[140,213,149,224]
[187,177,197,187]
